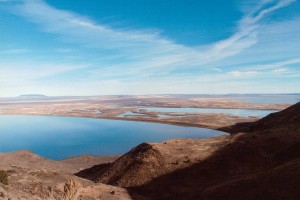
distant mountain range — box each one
[18,94,48,99]
[19,94,47,97]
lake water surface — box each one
[0,115,226,160]
[234,95,300,104]
[139,107,277,118]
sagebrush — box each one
[0,170,8,185]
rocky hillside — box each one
[0,151,146,200]
[77,102,300,200]
[253,102,300,130]
[79,137,230,187]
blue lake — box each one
[139,107,277,118]
[0,115,226,160]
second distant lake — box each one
[138,107,277,118]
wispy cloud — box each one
[210,68,223,72]
[0,0,298,96]
[200,0,295,63]
[242,0,295,24]
[272,68,288,73]
[4,0,294,72]
[247,58,300,71]
[0,61,88,85]
[228,70,259,77]
[0,48,31,54]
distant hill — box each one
[18,94,48,99]
[76,102,300,200]
[19,94,48,97]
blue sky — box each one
[0,0,299,97]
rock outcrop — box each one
[0,152,134,199]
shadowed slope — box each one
[221,102,300,134]
[128,102,300,200]
[253,102,300,130]
[76,136,231,188]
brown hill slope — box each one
[77,102,300,200]
[0,151,143,199]
[88,137,229,187]
[253,102,300,130]
[221,102,300,134]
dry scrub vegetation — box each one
[0,170,8,185]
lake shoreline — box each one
[0,115,226,160]
[0,112,255,132]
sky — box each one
[0,0,300,97]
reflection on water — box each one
[95,109,102,114]
[157,114,171,119]
[117,111,148,118]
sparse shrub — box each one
[0,170,8,185]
